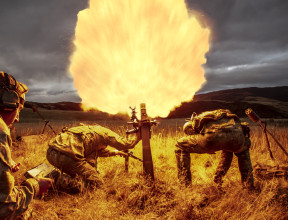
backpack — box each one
[178,109,250,154]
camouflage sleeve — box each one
[176,136,197,152]
[97,148,118,157]
[0,138,39,219]
[102,128,140,151]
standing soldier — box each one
[46,124,141,191]
[0,71,52,219]
[175,109,254,189]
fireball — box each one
[69,0,210,117]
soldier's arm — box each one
[102,127,141,151]
[0,144,39,219]
[97,148,120,157]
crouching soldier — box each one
[46,124,141,191]
[0,71,52,219]
[175,109,254,189]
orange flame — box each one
[69,0,210,117]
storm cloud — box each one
[0,0,287,102]
[186,0,288,93]
[0,0,88,102]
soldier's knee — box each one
[236,150,253,170]
[175,149,182,155]
[175,142,190,153]
[235,149,251,159]
[46,148,58,167]
[175,148,191,161]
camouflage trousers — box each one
[46,148,103,192]
[175,149,192,186]
[214,150,254,189]
[175,149,254,188]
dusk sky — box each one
[0,0,287,103]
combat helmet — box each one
[0,71,28,110]
[182,112,197,135]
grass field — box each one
[10,109,288,219]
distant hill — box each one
[167,86,288,119]
[193,86,288,102]
[24,101,83,111]
[23,101,129,122]
[24,86,288,119]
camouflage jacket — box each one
[0,117,39,220]
[177,109,250,154]
[48,124,140,160]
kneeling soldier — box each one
[47,124,141,191]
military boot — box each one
[55,172,84,194]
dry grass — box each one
[11,117,288,219]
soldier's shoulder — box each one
[89,125,111,133]
[88,125,118,137]
[0,117,10,136]
[65,124,105,134]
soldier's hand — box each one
[113,150,127,157]
[37,177,54,196]
[11,162,20,173]
[117,151,128,157]
[126,127,139,135]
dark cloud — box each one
[27,84,82,103]
[185,0,288,93]
[200,50,288,92]
[0,0,88,102]
[0,0,287,103]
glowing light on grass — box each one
[69,0,210,117]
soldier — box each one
[175,109,254,189]
[46,124,141,191]
[0,71,53,219]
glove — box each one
[37,177,54,196]
[116,151,128,157]
[111,150,127,157]
[11,162,20,173]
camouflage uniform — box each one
[47,124,140,189]
[0,117,40,220]
[214,150,253,189]
[175,109,254,188]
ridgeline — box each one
[24,86,288,119]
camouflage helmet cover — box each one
[0,71,28,110]
[183,112,197,135]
